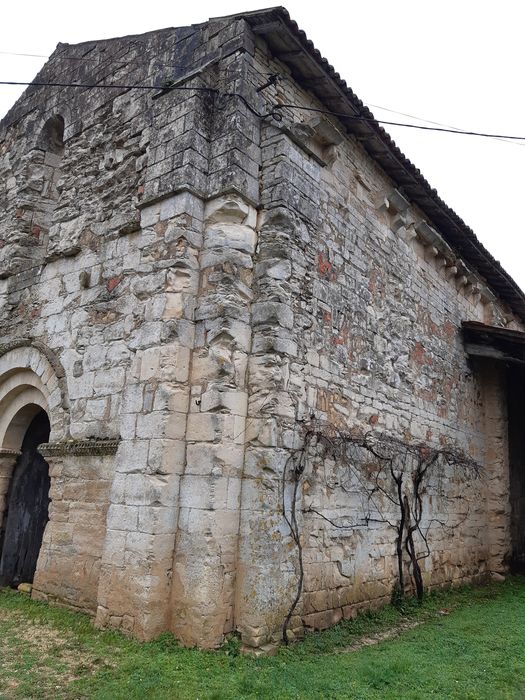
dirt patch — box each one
[334,620,424,654]
[0,602,103,698]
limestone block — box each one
[186,442,244,476]
[115,440,150,474]
[159,191,204,223]
[251,333,298,356]
[129,322,164,350]
[252,302,294,329]
[179,507,240,537]
[119,414,137,439]
[159,344,191,383]
[199,389,248,415]
[138,347,160,381]
[147,439,186,475]
[152,386,190,414]
[164,229,203,257]
[204,224,257,254]
[243,447,290,479]
[186,413,222,442]
[200,248,253,271]
[164,414,188,440]
[84,397,110,421]
[68,371,95,400]
[135,412,168,440]
[255,258,292,280]
[131,271,167,300]
[162,292,188,320]
[137,505,178,535]
[178,474,231,510]
[121,384,145,414]
[107,504,139,532]
[93,367,126,396]
[140,202,161,228]
[205,319,252,353]
[166,267,198,293]
[122,473,180,507]
[72,525,108,558]
[204,195,256,227]
[244,418,279,447]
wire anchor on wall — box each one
[256,73,279,93]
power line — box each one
[0,51,50,58]
[2,48,525,142]
[0,80,266,117]
[0,49,189,74]
[368,102,525,148]
[0,49,171,65]
[269,103,525,142]
[2,78,525,143]
[0,80,215,93]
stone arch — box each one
[36,115,65,157]
[0,111,69,279]
[32,113,65,211]
[0,343,69,448]
[20,112,67,264]
[32,105,74,145]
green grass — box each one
[1,578,525,699]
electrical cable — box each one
[267,103,525,141]
[2,77,525,142]
[2,49,525,142]
[0,49,194,75]
[0,51,50,58]
[368,102,525,148]
[0,80,215,93]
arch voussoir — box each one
[0,342,69,447]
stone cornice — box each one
[0,448,21,459]
[138,185,259,213]
[39,438,120,457]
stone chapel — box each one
[0,7,524,654]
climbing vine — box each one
[281,421,481,642]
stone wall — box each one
[0,16,263,643]
[0,12,521,652]
[231,33,521,651]
[32,450,115,611]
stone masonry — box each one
[0,8,524,653]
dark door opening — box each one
[508,366,525,572]
[0,409,51,587]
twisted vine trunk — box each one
[394,471,406,600]
[404,494,424,601]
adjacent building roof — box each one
[224,7,525,321]
[463,321,525,364]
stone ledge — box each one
[0,448,21,459]
[138,184,259,214]
[39,438,120,457]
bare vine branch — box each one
[281,420,482,640]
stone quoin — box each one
[1,7,525,654]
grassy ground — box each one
[1,579,525,699]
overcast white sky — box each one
[1,1,524,290]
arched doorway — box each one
[0,408,51,587]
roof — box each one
[222,7,525,321]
